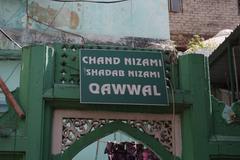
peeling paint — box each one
[0,0,26,28]
[70,11,79,29]
[29,2,80,30]
[0,0,170,49]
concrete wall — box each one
[0,0,26,29]
[169,0,240,48]
[28,0,170,40]
[0,0,170,48]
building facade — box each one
[1,1,240,160]
[169,0,240,50]
[1,44,240,160]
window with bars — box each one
[169,0,182,12]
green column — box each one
[179,54,211,160]
[20,46,46,160]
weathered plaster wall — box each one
[0,0,170,49]
[27,0,170,40]
[0,0,26,29]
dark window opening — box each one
[211,45,240,105]
[238,0,240,15]
[169,0,182,13]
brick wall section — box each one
[169,0,240,49]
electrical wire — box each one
[0,1,26,49]
[30,0,129,43]
[0,1,26,50]
[51,0,129,3]
[3,63,21,84]
[37,2,66,39]
[0,28,22,48]
[0,2,23,27]
[167,63,176,160]
[28,15,85,44]
[170,80,176,160]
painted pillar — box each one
[19,46,46,160]
[179,54,211,160]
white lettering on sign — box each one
[88,83,161,96]
[85,69,125,77]
[89,83,100,94]
[124,58,162,67]
[85,69,161,78]
[82,56,120,65]
[127,85,141,95]
[128,71,160,78]
[101,84,111,95]
[82,56,162,67]
[112,84,127,95]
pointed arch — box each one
[52,121,180,160]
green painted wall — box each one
[179,55,211,160]
[1,45,240,160]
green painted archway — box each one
[52,121,180,160]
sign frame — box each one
[79,49,169,106]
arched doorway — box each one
[52,121,180,160]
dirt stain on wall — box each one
[29,2,80,30]
[70,11,79,29]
